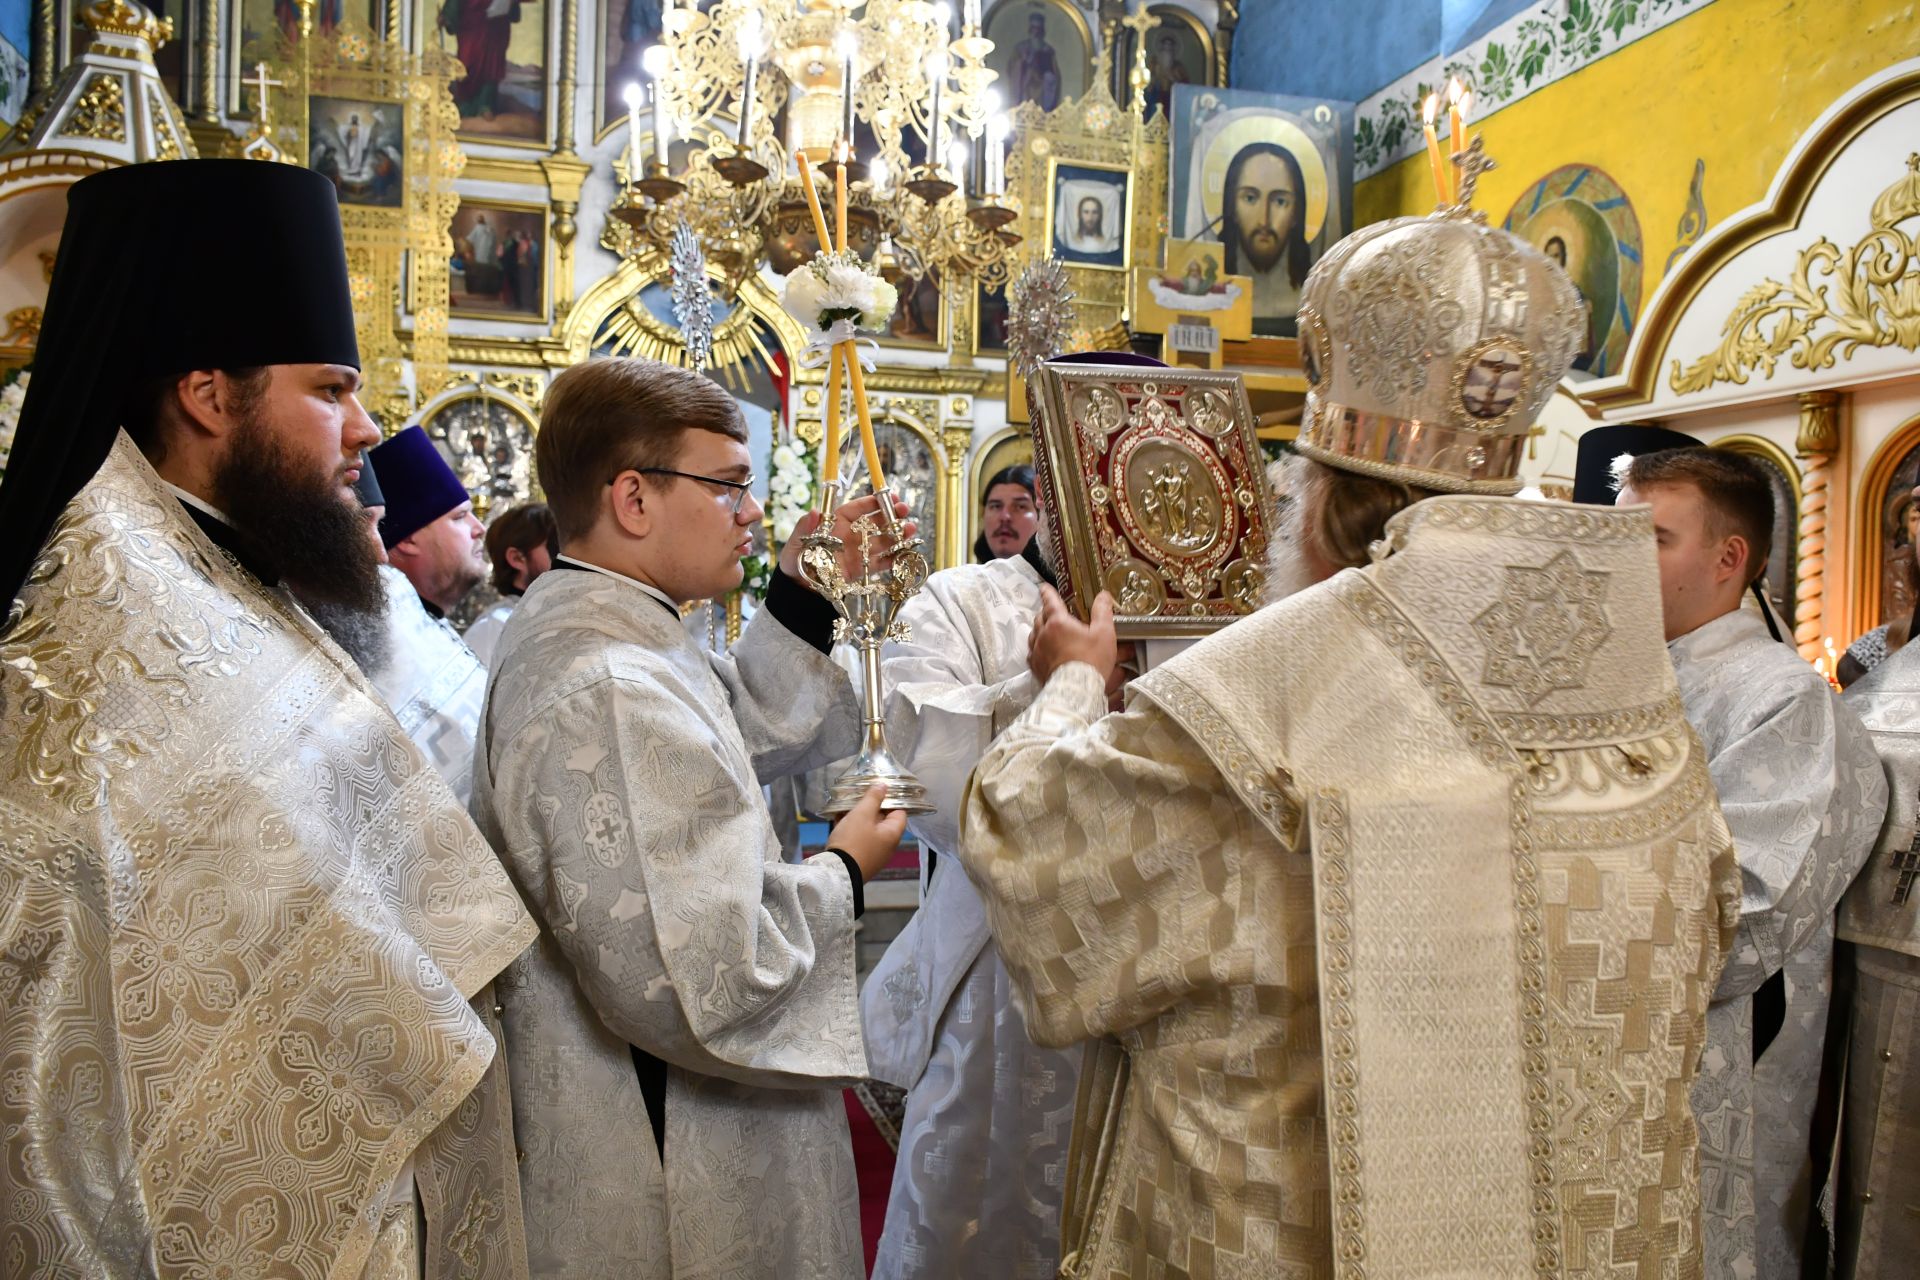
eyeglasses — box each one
[610,466,757,516]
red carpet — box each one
[844,1088,897,1274]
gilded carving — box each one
[1672,154,1920,394]
[59,73,128,141]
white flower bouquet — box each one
[781,250,898,336]
[0,371,28,482]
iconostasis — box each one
[2,0,1916,659]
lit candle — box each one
[642,45,671,169]
[1446,77,1467,164]
[622,81,643,186]
[834,143,849,252]
[984,91,1005,197]
[933,0,952,34]
[1421,92,1449,204]
[736,10,762,147]
[925,50,946,169]
[963,0,980,30]
[847,353,888,495]
[821,343,845,497]
[839,31,859,156]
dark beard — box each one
[301,594,393,672]
[1239,227,1284,273]
[213,408,385,615]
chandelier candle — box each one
[736,11,761,147]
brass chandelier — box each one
[609,0,1021,317]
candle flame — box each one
[737,10,762,59]
[622,81,643,109]
[1458,87,1473,121]
[1446,75,1463,105]
[1422,92,1438,126]
[641,44,668,79]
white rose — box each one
[782,267,827,327]
[863,278,900,331]
[772,444,797,469]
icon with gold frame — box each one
[1028,362,1272,637]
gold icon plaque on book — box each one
[1028,362,1273,637]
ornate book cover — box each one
[1028,362,1272,637]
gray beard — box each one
[299,594,393,673]
[1262,470,1318,606]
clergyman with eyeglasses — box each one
[468,355,916,1278]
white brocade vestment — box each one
[0,435,537,1280]
[368,564,488,804]
[470,565,869,1280]
[463,597,516,667]
[960,496,1739,1279]
[862,556,1082,1280]
[1835,641,1920,1276]
[1668,608,1884,1278]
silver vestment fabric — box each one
[1669,608,1884,1279]
[0,434,537,1279]
[1836,641,1920,1275]
[863,556,1082,1280]
[463,598,516,667]
[368,565,489,804]
[470,565,869,1279]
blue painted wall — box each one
[1232,0,1542,102]
[0,0,29,127]
[0,0,26,57]
[1231,0,1439,103]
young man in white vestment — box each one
[957,197,1741,1276]
[0,160,537,1279]
[470,356,911,1279]
[1617,447,1885,1278]
[1833,610,1920,1275]
[861,365,1142,1279]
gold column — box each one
[541,0,588,323]
[1215,1,1239,88]
[1795,390,1843,663]
[31,0,55,95]
[194,0,218,121]
[942,416,973,571]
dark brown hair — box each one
[122,366,270,463]
[536,358,747,543]
[1623,447,1775,585]
[484,500,558,594]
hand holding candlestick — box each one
[781,154,932,814]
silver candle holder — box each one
[798,481,935,815]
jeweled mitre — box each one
[1295,187,1588,495]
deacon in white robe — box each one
[1835,636,1920,1276]
[367,562,489,803]
[1620,450,1887,1277]
[863,551,1086,1280]
[471,561,872,1279]
[1668,605,1882,1276]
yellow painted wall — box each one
[1356,0,1920,304]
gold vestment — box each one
[962,497,1740,1278]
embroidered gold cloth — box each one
[961,496,1739,1278]
[0,435,537,1278]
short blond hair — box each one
[536,358,746,542]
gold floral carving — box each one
[3,307,43,347]
[1004,43,1168,337]
[1671,155,1920,394]
[255,19,464,424]
[58,72,128,141]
